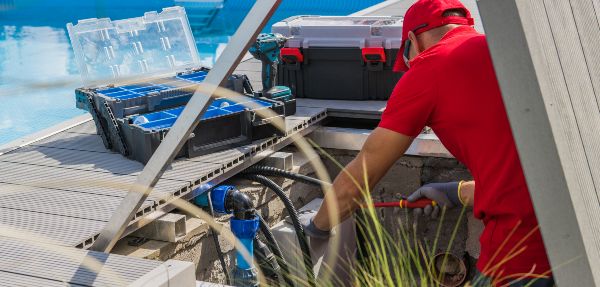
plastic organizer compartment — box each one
[120,95,285,164]
[75,68,253,118]
[132,97,277,131]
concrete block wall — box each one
[320,148,483,276]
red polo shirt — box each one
[379,26,551,279]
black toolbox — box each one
[67,7,293,163]
[272,16,403,101]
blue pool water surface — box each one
[0,0,382,145]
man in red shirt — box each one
[306,0,554,285]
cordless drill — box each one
[249,33,287,93]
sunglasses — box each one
[403,39,412,69]
[402,24,428,69]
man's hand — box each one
[407,182,463,219]
[298,210,331,240]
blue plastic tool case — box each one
[67,7,290,163]
[122,96,282,163]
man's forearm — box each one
[460,180,475,206]
[312,156,369,230]
[311,128,415,231]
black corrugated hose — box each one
[243,165,330,187]
[256,213,295,287]
[238,173,316,287]
[207,190,231,285]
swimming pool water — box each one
[0,0,382,145]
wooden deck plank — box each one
[0,145,144,175]
[31,132,110,153]
[0,236,163,285]
[0,208,106,247]
[0,161,181,201]
[0,182,151,222]
[0,145,223,183]
[64,120,98,135]
[478,0,600,284]
[542,0,600,250]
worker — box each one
[302,0,554,286]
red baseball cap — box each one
[393,0,474,72]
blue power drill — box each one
[249,33,288,93]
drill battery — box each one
[260,86,296,116]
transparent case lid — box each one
[272,16,403,49]
[67,6,200,87]
[282,16,401,28]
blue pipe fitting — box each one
[191,183,213,207]
[231,216,260,269]
[193,193,209,207]
[193,185,234,214]
[211,185,233,214]
[231,215,260,287]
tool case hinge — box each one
[86,93,112,150]
[102,102,129,156]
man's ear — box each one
[407,31,422,54]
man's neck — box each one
[421,24,463,50]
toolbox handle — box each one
[281,48,304,64]
[362,47,386,72]
[362,47,386,63]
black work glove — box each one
[407,182,462,219]
[297,210,331,240]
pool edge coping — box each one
[350,0,404,16]
[0,114,92,156]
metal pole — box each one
[91,0,283,252]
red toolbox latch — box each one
[362,47,386,63]
[281,48,304,63]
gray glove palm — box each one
[296,210,331,240]
[407,182,462,219]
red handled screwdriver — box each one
[364,198,436,209]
